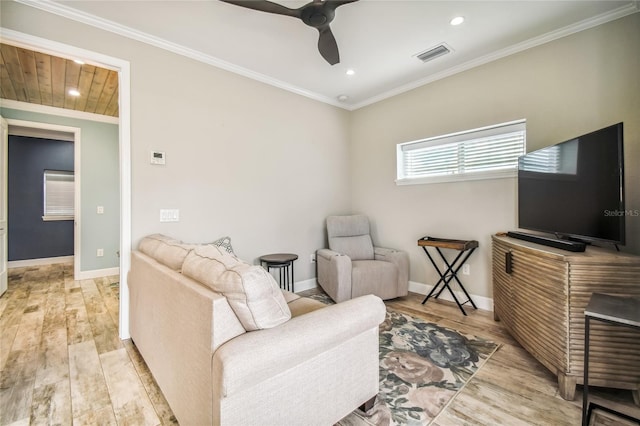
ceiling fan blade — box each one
[219,0,301,18]
[317,26,339,65]
[324,0,359,11]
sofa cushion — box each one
[138,234,194,270]
[182,245,291,331]
[281,290,326,317]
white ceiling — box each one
[28,0,640,109]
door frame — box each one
[0,29,133,339]
[0,117,7,297]
[6,120,82,277]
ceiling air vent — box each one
[415,44,451,63]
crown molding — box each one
[351,2,640,110]
[13,0,348,110]
[12,0,640,112]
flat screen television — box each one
[516,122,625,249]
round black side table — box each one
[259,253,298,292]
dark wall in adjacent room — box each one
[8,135,74,261]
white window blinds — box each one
[43,170,74,221]
[397,120,526,184]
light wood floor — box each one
[1,263,639,425]
[0,263,176,426]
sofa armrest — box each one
[374,246,409,296]
[316,248,352,302]
[212,294,386,397]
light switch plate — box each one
[160,209,179,222]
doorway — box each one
[5,121,81,277]
[1,29,132,339]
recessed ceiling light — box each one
[337,94,349,102]
[450,16,465,26]
[346,69,355,76]
[68,89,81,97]
[73,59,85,65]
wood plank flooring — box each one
[1,263,639,425]
[383,294,640,426]
[0,263,176,426]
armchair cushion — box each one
[327,215,374,260]
[182,245,291,331]
[351,260,398,300]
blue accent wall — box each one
[8,135,74,261]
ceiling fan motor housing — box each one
[301,4,335,28]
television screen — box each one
[518,122,625,245]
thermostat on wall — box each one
[150,151,166,165]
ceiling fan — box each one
[219,0,359,65]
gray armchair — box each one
[317,215,409,303]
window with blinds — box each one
[396,120,526,184]
[43,170,74,221]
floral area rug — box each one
[307,293,499,425]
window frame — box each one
[396,119,526,185]
[43,169,75,221]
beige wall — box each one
[2,3,638,298]
[350,13,640,298]
[1,1,351,282]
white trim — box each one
[396,170,517,186]
[9,0,638,111]
[1,30,132,340]
[42,215,74,221]
[0,99,119,125]
[76,266,120,280]
[350,3,640,110]
[399,119,526,151]
[7,1,345,110]
[293,278,317,294]
[8,255,73,268]
[118,60,132,341]
[294,278,493,311]
[6,118,82,279]
[8,124,74,141]
[408,280,494,312]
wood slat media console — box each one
[492,235,640,402]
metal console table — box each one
[582,293,640,426]
[418,236,478,316]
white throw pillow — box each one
[182,245,291,331]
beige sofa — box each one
[128,234,386,426]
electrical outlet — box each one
[97,248,104,257]
[310,253,316,264]
[463,264,471,275]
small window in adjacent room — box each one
[43,170,74,221]
[396,120,526,185]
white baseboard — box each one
[76,267,120,280]
[294,278,494,312]
[8,255,74,268]
[293,278,317,293]
[408,280,494,312]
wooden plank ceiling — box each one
[0,43,119,118]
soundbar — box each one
[506,231,586,252]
